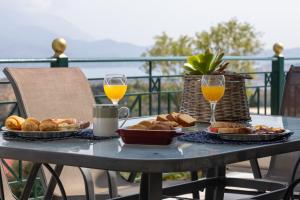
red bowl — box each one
[117,129,183,145]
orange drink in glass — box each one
[201,75,225,123]
[104,74,127,105]
[201,85,225,102]
[104,85,127,104]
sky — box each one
[2,0,300,49]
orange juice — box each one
[104,85,127,102]
[201,86,225,102]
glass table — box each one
[0,115,299,200]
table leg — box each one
[139,173,162,200]
[44,165,64,199]
[191,171,200,199]
[20,163,42,200]
[205,168,216,200]
[205,166,226,200]
[214,166,226,200]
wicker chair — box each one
[3,67,140,200]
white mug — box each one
[93,104,129,137]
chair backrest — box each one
[266,66,300,183]
[281,66,300,116]
[4,67,95,122]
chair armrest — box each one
[79,168,96,200]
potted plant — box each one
[180,49,251,122]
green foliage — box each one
[183,49,229,75]
[142,18,263,74]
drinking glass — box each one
[201,75,225,123]
[104,74,127,105]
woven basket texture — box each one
[180,74,251,122]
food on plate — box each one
[209,122,252,134]
[209,122,285,135]
[149,121,174,130]
[157,112,196,127]
[126,112,196,131]
[127,124,148,130]
[217,127,252,134]
[211,122,247,128]
[4,115,89,132]
[5,115,25,130]
[53,118,80,131]
[166,112,180,122]
[254,125,285,134]
[138,120,154,128]
[21,117,40,131]
[177,113,197,127]
[39,119,59,131]
[127,121,174,131]
[156,114,169,122]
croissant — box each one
[21,117,40,131]
[5,115,25,130]
[39,119,59,131]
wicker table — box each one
[0,115,300,200]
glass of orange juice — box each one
[104,74,127,105]
[201,75,225,123]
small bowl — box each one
[117,128,183,145]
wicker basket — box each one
[180,73,251,122]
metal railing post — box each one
[50,38,69,68]
[271,42,285,115]
[148,61,153,115]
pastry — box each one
[5,115,25,130]
[21,117,40,131]
[39,119,59,131]
[177,114,197,127]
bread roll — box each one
[5,115,25,130]
[21,117,40,131]
[39,119,59,131]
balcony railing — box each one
[0,39,295,198]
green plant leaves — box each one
[183,49,228,75]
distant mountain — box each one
[0,6,148,58]
[0,26,147,58]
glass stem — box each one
[210,102,217,124]
[112,101,119,105]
